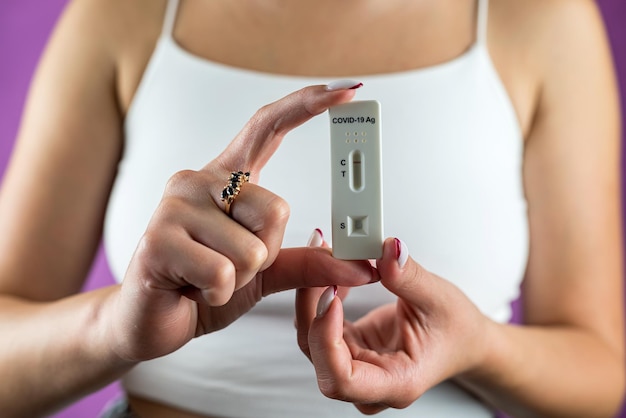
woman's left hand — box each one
[296,237,496,414]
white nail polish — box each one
[307,228,324,247]
[316,286,337,318]
[396,238,409,269]
[325,79,363,91]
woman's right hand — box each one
[105,82,377,363]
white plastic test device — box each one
[329,100,383,260]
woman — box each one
[0,0,623,417]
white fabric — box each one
[104,0,527,416]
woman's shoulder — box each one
[493,0,608,60]
[59,0,165,49]
[494,0,603,28]
[490,0,611,136]
[57,0,168,112]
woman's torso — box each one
[104,0,538,416]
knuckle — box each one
[211,259,237,289]
[247,194,290,234]
[204,287,231,307]
[134,231,167,271]
[165,169,199,194]
[242,239,269,272]
[253,104,273,125]
[393,400,414,410]
[155,196,187,223]
[411,262,427,283]
[296,332,310,356]
[318,377,348,401]
[265,195,290,225]
[247,105,273,136]
[389,378,423,410]
[204,260,236,306]
[245,194,290,234]
[251,101,291,139]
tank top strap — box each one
[476,0,489,45]
[161,0,181,38]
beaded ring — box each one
[220,171,250,216]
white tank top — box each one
[104,0,527,416]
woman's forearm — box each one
[457,323,625,418]
[0,285,135,418]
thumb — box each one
[308,286,355,388]
[376,238,440,308]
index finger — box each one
[261,246,378,296]
[212,82,362,178]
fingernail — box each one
[307,228,324,247]
[325,79,363,91]
[316,285,337,318]
[369,265,381,283]
[394,238,409,269]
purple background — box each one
[1,1,625,417]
